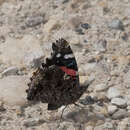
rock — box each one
[112,109,127,120]
[75,28,84,35]
[24,51,44,68]
[0,35,43,67]
[107,105,118,115]
[107,87,121,99]
[103,122,114,129]
[93,125,104,130]
[81,23,91,30]
[23,118,45,127]
[117,118,130,130]
[94,39,107,53]
[59,122,76,130]
[0,76,29,106]
[43,18,61,33]
[37,123,50,130]
[1,66,19,76]
[94,83,108,92]
[65,109,88,123]
[124,70,130,88]
[79,96,95,105]
[108,18,124,30]
[25,15,44,27]
[85,126,93,130]
[111,98,127,108]
[0,35,5,43]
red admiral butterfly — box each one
[26,38,89,110]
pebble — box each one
[1,66,19,77]
[43,18,61,33]
[23,118,45,127]
[107,105,118,115]
[0,35,5,43]
[103,122,114,129]
[81,23,91,30]
[0,76,29,106]
[94,83,108,92]
[37,123,50,130]
[107,87,121,99]
[124,70,130,88]
[94,39,107,53]
[111,98,127,108]
[65,109,88,123]
[25,16,44,27]
[75,28,84,35]
[112,109,127,120]
[93,125,104,130]
[79,96,95,105]
[117,118,130,130]
[85,126,93,130]
[108,18,124,30]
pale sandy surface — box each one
[0,0,130,130]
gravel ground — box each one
[0,0,130,130]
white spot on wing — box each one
[56,53,61,58]
[64,54,74,59]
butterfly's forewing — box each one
[26,38,88,110]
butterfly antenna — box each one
[60,105,68,122]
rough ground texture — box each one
[0,0,130,130]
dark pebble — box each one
[75,28,84,35]
[79,96,95,105]
[62,0,69,4]
[81,23,91,30]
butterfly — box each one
[26,38,89,110]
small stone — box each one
[108,18,124,30]
[93,125,104,130]
[65,109,88,123]
[117,118,130,130]
[79,76,88,84]
[0,35,5,43]
[124,70,130,88]
[121,32,128,41]
[103,122,113,129]
[43,18,61,33]
[1,66,19,77]
[23,118,45,127]
[62,0,69,4]
[79,96,95,105]
[81,23,91,30]
[111,98,127,108]
[107,87,121,99]
[112,109,127,120]
[0,101,5,111]
[0,76,29,106]
[26,16,44,27]
[37,123,50,130]
[94,39,107,53]
[85,126,93,130]
[75,28,84,35]
[94,83,108,92]
[107,105,118,115]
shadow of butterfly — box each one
[26,38,89,110]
